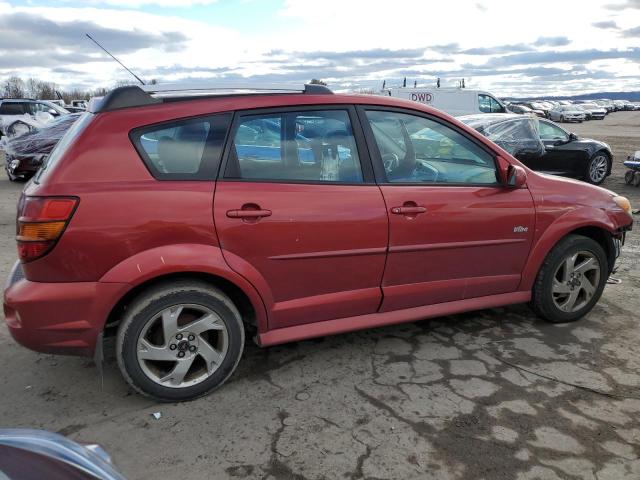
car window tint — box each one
[0,103,26,115]
[131,113,231,180]
[227,110,364,183]
[539,121,568,140]
[366,110,497,185]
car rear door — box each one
[358,106,535,312]
[214,106,388,330]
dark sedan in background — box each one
[2,113,80,181]
[461,114,612,185]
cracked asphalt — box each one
[0,111,639,479]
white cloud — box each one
[0,0,639,96]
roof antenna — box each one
[85,33,146,85]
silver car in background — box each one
[548,105,586,123]
[578,102,607,120]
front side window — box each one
[538,121,568,141]
[131,113,231,180]
[226,109,363,183]
[478,94,504,113]
[366,110,498,185]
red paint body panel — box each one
[258,290,532,346]
[3,92,633,358]
[378,185,535,310]
[4,275,128,356]
[213,182,388,329]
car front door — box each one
[359,107,535,312]
[214,106,388,329]
[538,120,584,176]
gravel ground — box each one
[0,111,639,480]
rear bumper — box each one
[4,261,129,357]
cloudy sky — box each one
[0,0,639,96]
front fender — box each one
[519,206,617,291]
[99,243,269,332]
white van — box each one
[381,87,507,117]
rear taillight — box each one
[16,196,79,262]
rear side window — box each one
[0,102,26,115]
[131,113,232,180]
[225,109,364,183]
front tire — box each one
[116,280,245,402]
[585,152,609,185]
[531,235,608,323]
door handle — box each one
[390,206,427,215]
[226,209,272,219]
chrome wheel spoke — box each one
[574,257,596,274]
[552,279,571,294]
[581,277,596,297]
[560,289,579,312]
[185,313,225,335]
[161,306,182,340]
[160,357,195,386]
[198,339,224,373]
[138,339,173,361]
[562,255,577,282]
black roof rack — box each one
[93,83,333,113]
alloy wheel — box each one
[136,304,229,388]
[589,155,608,183]
[551,251,600,313]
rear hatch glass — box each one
[34,112,93,184]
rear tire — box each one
[531,235,608,324]
[116,280,245,402]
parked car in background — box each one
[462,114,613,185]
[3,84,632,401]
[512,101,547,117]
[576,103,607,120]
[0,99,69,137]
[613,100,626,111]
[548,105,586,123]
[3,113,81,181]
[508,104,535,115]
[0,429,126,480]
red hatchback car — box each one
[4,84,633,401]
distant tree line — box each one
[0,76,157,103]
[1,76,111,103]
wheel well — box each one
[103,272,257,337]
[566,226,615,273]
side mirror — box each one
[568,133,578,141]
[47,108,58,116]
[506,164,527,188]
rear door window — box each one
[131,113,232,180]
[225,109,364,183]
